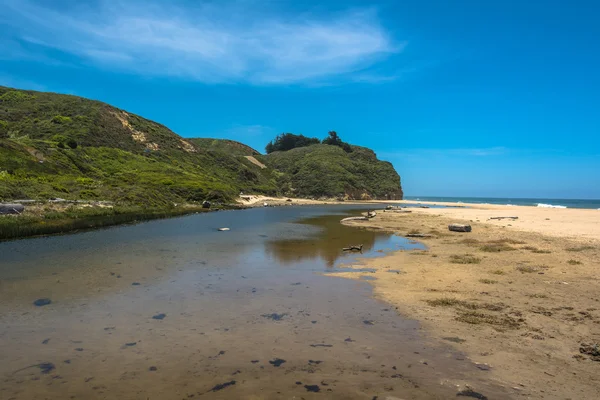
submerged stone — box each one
[211,380,236,391]
[33,298,52,307]
[269,358,286,367]
[304,385,320,392]
[262,313,287,321]
[39,363,55,374]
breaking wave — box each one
[537,203,567,209]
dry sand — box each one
[334,202,600,399]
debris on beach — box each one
[448,224,472,232]
[342,244,363,252]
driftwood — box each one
[341,216,369,222]
[0,204,25,215]
[489,216,519,220]
[448,224,472,233]
[343,244,363,252]
[406,233,434,238]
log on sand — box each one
[406,233,434,238]
[448,224,472,233]
[343,244,363,252]
[489,216,519,220]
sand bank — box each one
[335,202,600,399]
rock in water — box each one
[33,298,52,307]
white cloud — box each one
[1,0,403,85]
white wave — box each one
[537,203,567,209]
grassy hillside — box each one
[260,144,403,200]
[0,86,402,207]
[0,86,277,205]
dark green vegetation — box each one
[265,131,352,154]
[0,205,212,241]
[0,86,402,239]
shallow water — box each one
[0,205,508,399]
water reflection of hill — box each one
[264,213,390,268]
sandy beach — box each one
[336,201,600,399]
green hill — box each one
[0,86,402,205]
[0,86,277,205]
[260,144,402,200]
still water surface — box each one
[0,205,507,399]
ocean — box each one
[403,196,600,210]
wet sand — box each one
[338,202,600,399]
[0,206,508,399]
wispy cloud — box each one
[1,0,403,85]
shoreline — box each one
[335,202,600,399]
[0,196,376,242]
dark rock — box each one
[124,342,137,347]
[344,337,355,342]
[0,203,24,215]
[308,360,322,364]
[580,343,600,361]
[269,358,286,367]
[131,282,141,286]
[457,389,488,399]
[33,298,52,307]
[42,338,50,344]
[211,380,236,391]
[310,343,332,348]
[63,360,71,364]
[152,313,166,320]
[149,366,157,371]
[74,348,84,351]
[262,313,287,321]
[202,201,211,209]
[296,381,302,385]
[304,385,320,392]
[363,320,375,325]
[251,360,259,364]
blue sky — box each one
[1,0,599,199]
